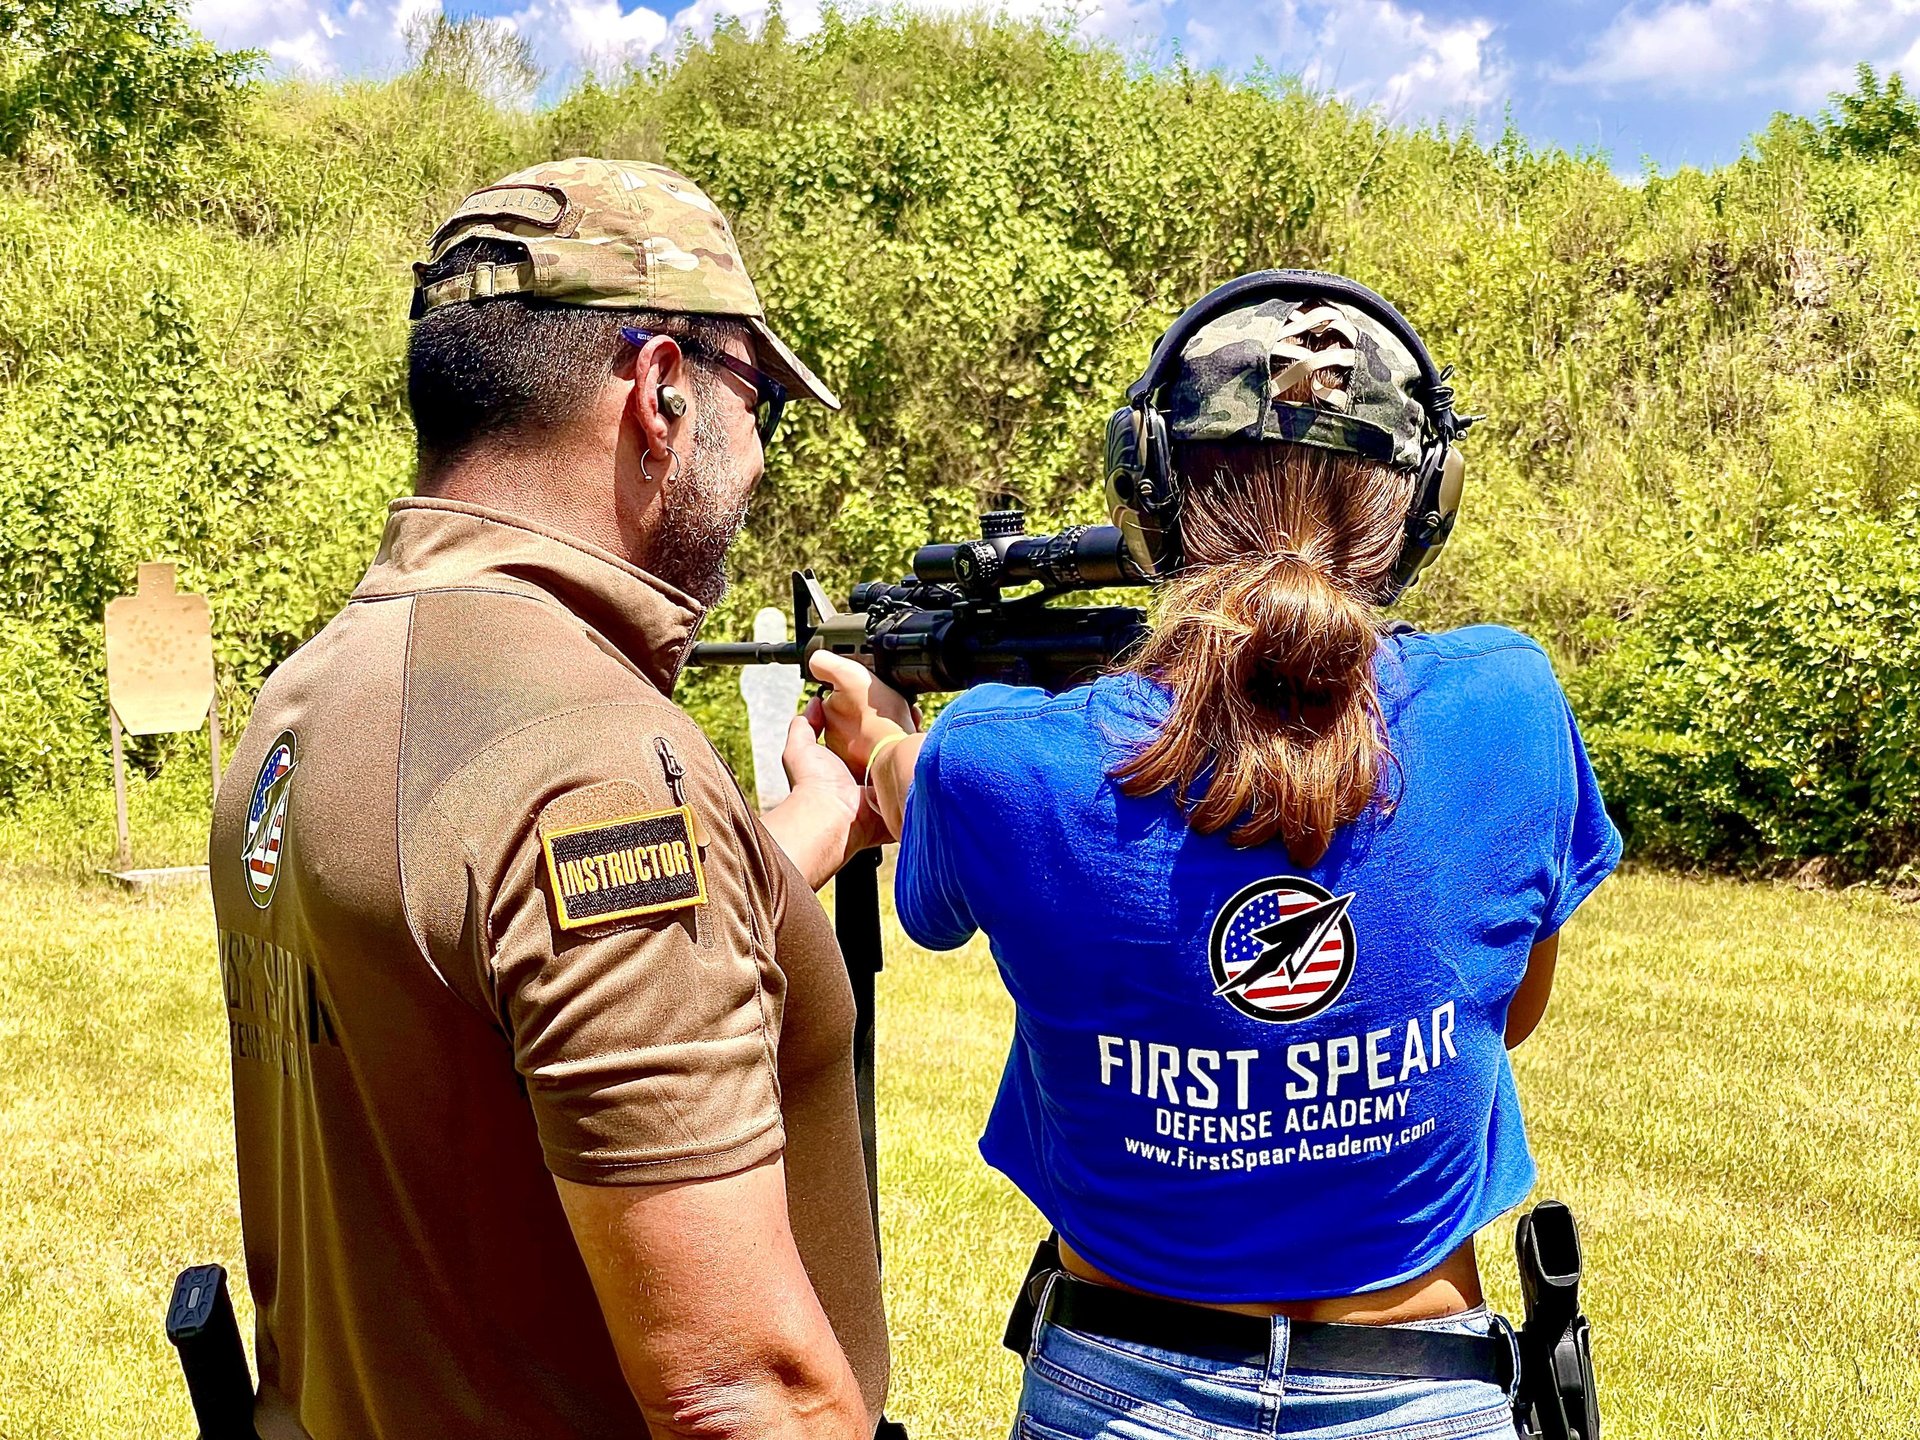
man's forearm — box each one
[650,1361,869,1440]
[762,784,857,891]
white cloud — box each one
[1183,0,1508,121]
[191,0,310,30]
[267,27,337,74]
[1329,1,1503,113]
[1559,0,1758,89]
[392,0,441,36]
[502,0,669,79]
[1559,0,1920,101]
[191,0,425,76]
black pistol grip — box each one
[1514,1202,1598,1440]
[1518,1199,1582,1328]
[166,1265,260,1440]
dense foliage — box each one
[2,4,1917,875]
[1575,498,1919,871]
[0,0,259,199]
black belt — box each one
[1039,1271,1516,1389]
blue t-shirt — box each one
[895,625,1622,1303]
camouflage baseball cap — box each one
[412,157,838,409]
[1163,296,1430,469]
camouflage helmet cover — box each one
[1162,296,1433,470]
[412,156,838,409]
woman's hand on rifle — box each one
[807,652,924,842]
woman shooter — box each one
[812,271,1621,1440]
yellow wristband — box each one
[864,729,913,785]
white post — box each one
[740,608,805,811]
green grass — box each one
[1,867,1915,1438]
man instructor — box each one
[210,158,888,1439]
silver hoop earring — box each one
[641,446,681,487]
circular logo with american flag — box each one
[242,731,298,909]
[1208,876,1357,1023]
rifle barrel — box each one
[687,640,802,666]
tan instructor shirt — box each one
[209,498,888,1439]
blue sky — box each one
[189,0,1920,171]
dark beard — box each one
[642,448,751,610]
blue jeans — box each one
[1014,1299,1519,1440]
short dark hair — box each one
[406,237,749,477]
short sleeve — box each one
[423,707,785,1186]
[894,717,979,952]
[1541,692,1623,937]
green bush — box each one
[2,4,1918,874]
[1576,499,1920,876]
[0,613,99,798]
[0,0,258,201]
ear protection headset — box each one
[1104,269,1472,603]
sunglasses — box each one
[620,326,787,444]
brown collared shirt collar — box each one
[353,497,705,694]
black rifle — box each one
[1513,1200,1600,1440]
[687,510,1150,697]
[165,1264,260,1440]
[687,507,1149,1219]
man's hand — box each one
[556,1156,870,1440]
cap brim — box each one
[746,316,840,411]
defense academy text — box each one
[1101,1003,1456,1170]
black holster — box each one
[1002,1233,1065,1358]
[1512,1201,1600,1440]
[166,1265,261,1440]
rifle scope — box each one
[683,511,1151,696]
[906,511,1143,597]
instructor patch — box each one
[541,806,707,929]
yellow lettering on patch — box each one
[540,805,708,931]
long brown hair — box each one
[1113,436,1418,863]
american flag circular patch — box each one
[1207,876,1357,1023]
[243,731,298,909]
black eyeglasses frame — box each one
[619,325,788,444]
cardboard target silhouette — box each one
[102,563,220,874]
[740,607,803,809]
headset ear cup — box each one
[1435,444,1465,525]
[1386,444,1466,602]
[1109,501,1161,578]
[1104,407,1150,574]
[1104,405,1178,578]
[1104,407,1141,506]
[1139,409,1179,574]
[1414,444,1465,575]
[1141,411,1170,496]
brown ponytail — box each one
[1112,440,1418,863]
